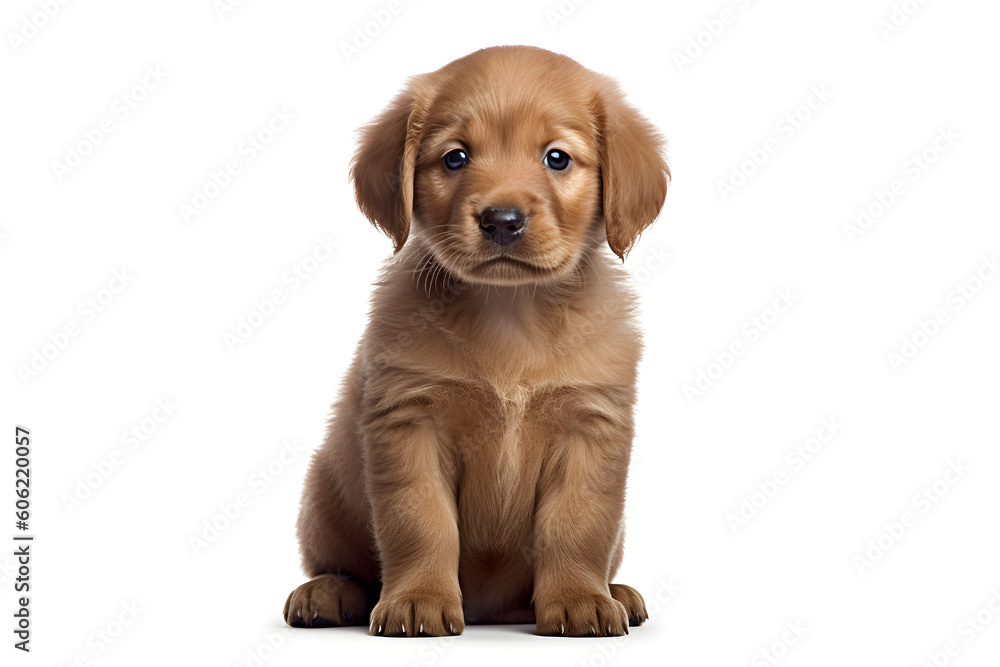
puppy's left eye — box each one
[443,148,469,170]
[544,149,571,171]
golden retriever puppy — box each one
[284,45,668,637]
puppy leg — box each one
[364,416,463,637]
[609,583,648,626]
[532,420,632,637]
[284,574,372,627]
[285,381,379,628]
[608,533,648,626]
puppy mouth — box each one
[422,227,577,286]
[480,255,548,271]
[477,252,571,276]
[458,251,581,288]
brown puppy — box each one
[284,45,668,637]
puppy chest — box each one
[440,385,552,547]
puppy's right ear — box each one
[349,78,429,252]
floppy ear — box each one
[596,81,670,259]
[349,79,428,252]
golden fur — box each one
[284,45,669,637]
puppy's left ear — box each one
[349,77,430,252]
[596,81,670,259]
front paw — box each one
[536,590,629,637]
[369,590,464,637]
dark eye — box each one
[443,148,469,170]
[544,149,571,171]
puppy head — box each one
[351,46,669,285]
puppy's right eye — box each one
[443,149,469,170]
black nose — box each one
[479,207,526,246]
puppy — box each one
[284,45,668,637]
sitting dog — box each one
[284,45,669,637]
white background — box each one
[2,0,999,665]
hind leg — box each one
[609,584,648,626]
[284,574,373,627]
[285,366,380,628]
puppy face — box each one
[351,47,669,286]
